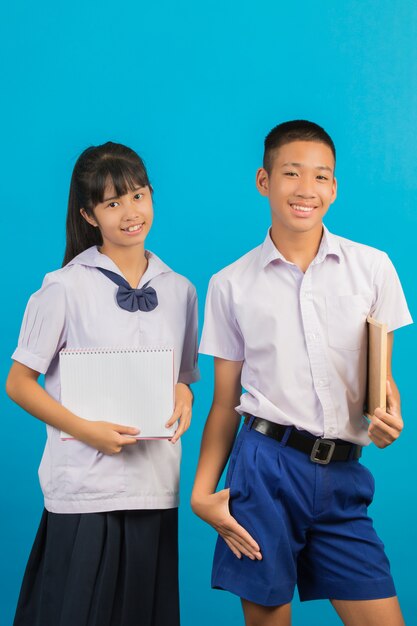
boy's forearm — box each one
[192,402,241,500]
[387,374,401,411]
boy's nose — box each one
[295,192,316,199]
[294,181,316,198]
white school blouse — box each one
[13,246,200,513]
[199,226,412,446]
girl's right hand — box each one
[5,362,140,455]
[78,421,140,455]
[191,489,262,560]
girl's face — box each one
[81,182,153,253]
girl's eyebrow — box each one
[103,187,144,202]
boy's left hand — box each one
[368,380,403,448]
[166,383,193,444]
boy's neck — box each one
[270,223,324,273]
[99,244,148,288]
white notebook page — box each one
[59,348,175,439]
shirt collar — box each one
[67,246,172,287]
[317,225,342,264]
[259,224,342,270]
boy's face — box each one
[256,140,337,235]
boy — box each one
[191,121,412,626]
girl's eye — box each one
[134,193,143,200]
[108,201,119,208]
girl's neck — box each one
[99,243,148,288]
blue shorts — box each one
[212,421,396,606]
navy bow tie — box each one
[98,268,158,313]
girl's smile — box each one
[121,221,145,234]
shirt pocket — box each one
[326,292,373,351]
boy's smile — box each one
[256,140,337,237]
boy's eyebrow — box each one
[103,186,144,202]
[281,161,333,173]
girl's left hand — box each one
[166,383,193,444]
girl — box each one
[6,142,199,626]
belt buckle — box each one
[310,438,336,464]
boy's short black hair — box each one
[263,120,336,174]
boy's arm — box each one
[191,357,262,560]
[368,332,404,448]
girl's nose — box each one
[125,200,140,218]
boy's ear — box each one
[331,176,338,203]
[256,168,270,197]
[80,208,98,227]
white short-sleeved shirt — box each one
[13,246,200,513]
[199,226,412,446]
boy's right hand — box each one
[78,420,140,455]
[191,489,262,560]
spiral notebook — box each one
[59,348,175,440]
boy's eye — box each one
[284,171,298,177]
[317,175,329,181]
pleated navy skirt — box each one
[13,508,179,626]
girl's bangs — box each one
[89,158,149,207]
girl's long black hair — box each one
[62,142,151,266]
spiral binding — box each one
[60,347,173,356]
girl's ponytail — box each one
[62,171,103,266]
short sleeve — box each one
[370,253,413,332]
[199,275,245,361]
[178,285,200,384]
[12,275,67,374]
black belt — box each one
[244,416,362,464]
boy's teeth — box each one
[127,224,142,232]
[292,205,314,212]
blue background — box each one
[1,1,417,624]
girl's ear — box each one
[80,208,98,227]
